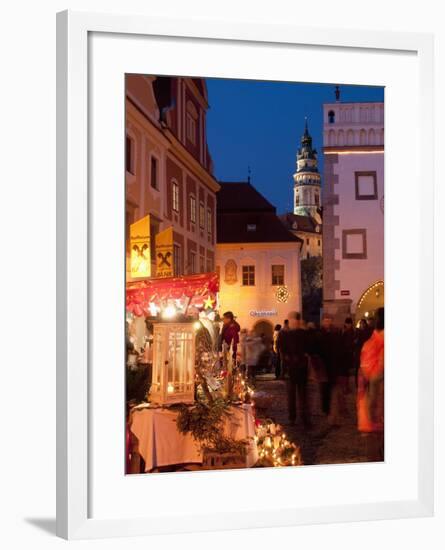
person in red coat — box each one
[219,311,241,356]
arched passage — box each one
[355,281,384,324]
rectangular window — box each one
[149,217,160,265]
[199,255,205,273]
[189,251,196,274]
[206,258,212,272]
[126,135,134,174]
[173,244,182,276]
[306,238,310,245]
[207,208,212,236]
[172,181,180,212]
[271,264,285,286]
[342,229,367,259]
[150,156,158,189]
[242,265,255,286]
[190,195,196,224]
[318,239,321,246]
[355,171,378,200]
[199,202,205,229]
[186,113,196,145]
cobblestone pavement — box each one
[254,373,384,466]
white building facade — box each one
[322,100,384,325]
[216,182,302,341]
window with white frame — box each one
[242,265,255,286]
[190,195,196,224]
[172,180,180,212]
[271,264,285,286]
[186,101,198,145]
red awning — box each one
[126,272,219,317]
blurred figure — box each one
[279,311,311,428]
[282,319,290,331]
[357,307,384,434]
[305,322,328,411]
[354,318,372,385]
[243,330,264,383]
[272,324,282,379]
[318,314,341,421]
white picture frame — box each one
[56,10,434,540]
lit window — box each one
[242,265,255,286]
[247,224,256,232]
[199,202,205,229]
[172,181,180,212]
[190,195,196,224]
[271,264,285,286]
[150,156,158,189]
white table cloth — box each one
[130,403,258,472]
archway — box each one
[355,281,384,324]
[253,319,274,348]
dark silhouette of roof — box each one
[217,182,302,244]
[217,181,276,212]
[279,212,322,234]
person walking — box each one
[354,318,372,386]
[272,324,282,379]
[357,307,384,433]
[279,311,311,428]
[318,314,342,421]
[242,330,264,383]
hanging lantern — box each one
[150,322,196,405]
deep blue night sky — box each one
[205,79,384,214]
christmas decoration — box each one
[254,419,303,467]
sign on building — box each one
[130,215,151,279]
[155,227,174,278]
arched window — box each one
[359,129,367,146]
[347,129,354,145]
[328,110,335,124]
[338,129,344,146]
[328,129,336,146]
[369,128,376,145]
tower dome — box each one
[293,118,322,218]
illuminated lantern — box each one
[150,322,196,405]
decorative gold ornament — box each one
[276,286,290,303]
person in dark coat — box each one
[318,314,342,417]
[278,311,311,428]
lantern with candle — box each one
[149,322,196,405]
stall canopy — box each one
[126,272,219,317]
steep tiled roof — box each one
[217,182,302,244]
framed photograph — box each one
[56,10,434,539]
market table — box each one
[129,403,258,472]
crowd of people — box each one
[218,308,384,439]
